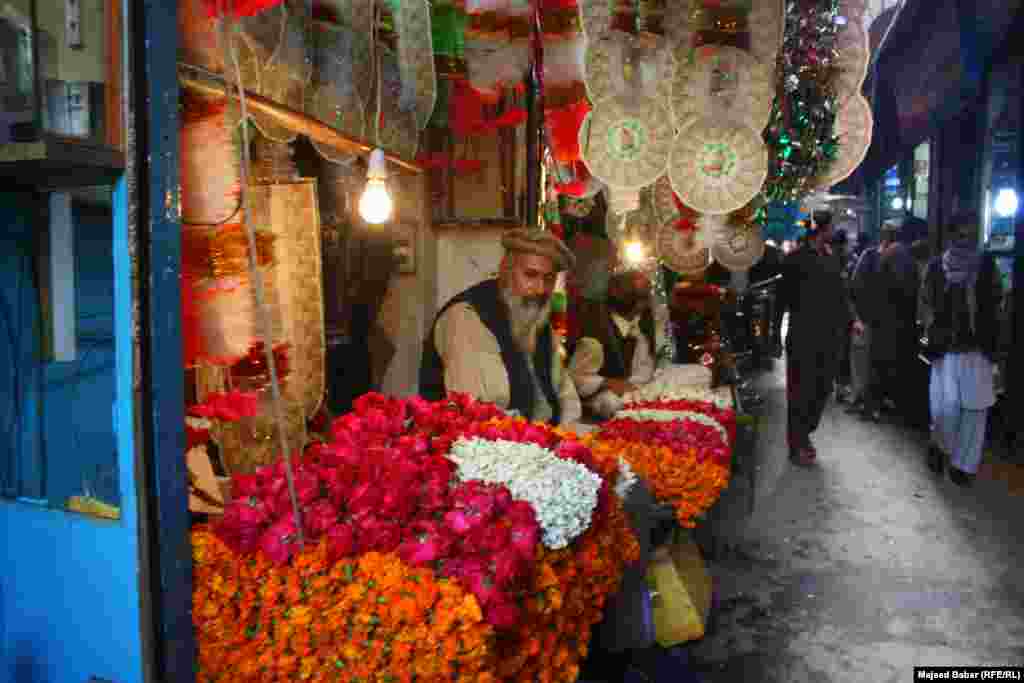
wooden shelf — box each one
[0,134,125,189]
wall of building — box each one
[0,187,144,683]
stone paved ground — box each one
[686,360,1024,682]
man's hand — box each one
[603,378,637,396]
[852,319,866,336]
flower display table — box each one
[193,393,641,683]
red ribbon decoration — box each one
[205,0,284,18]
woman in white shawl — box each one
[920,211,1003,486]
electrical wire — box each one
[222,13,305,545]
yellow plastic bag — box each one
[645,529,712,646]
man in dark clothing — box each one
[779,211,851,466]
[856,221,921,422]
[575,270,658,398]
[419,228,581,426]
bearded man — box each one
[419,228,582,426]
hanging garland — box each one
[760,0,842,206]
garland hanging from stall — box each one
[760,0,842,205]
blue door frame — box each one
[132,0,193,679]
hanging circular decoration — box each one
[607,187,641,216]
[580,95,674,190]
[579,0,613,40]
[815,93,873,189]
[833,19,870,105]
[307,19,370,163]
[668,118,769,215]
[747,0,785,66]
[657,220,711,276]
[396,0,438,130]
[583,35,627,103]
[653,175,681,226]
[710,220,766,272]
[378,49,422,161]
[670,45,775,135]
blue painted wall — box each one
[0,183,144,683]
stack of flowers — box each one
[193,393,638,682]
[620,398,738,446]
[585,402,733,528]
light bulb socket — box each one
[367,148,388,181]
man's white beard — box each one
[501,287,552,354]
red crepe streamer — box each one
[546,99,591,163]
[204,0,284,18]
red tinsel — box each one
[204,0,284,18]
[182,277,203,368]
[189,390,260,422]
[414,153,485,176]
[546,100,591,163]
[556,180,588,196]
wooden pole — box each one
[178,73,424,175]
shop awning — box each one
[836,0,1023,192]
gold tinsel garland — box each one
[183,225,277,282]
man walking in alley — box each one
[779,211,851,466]
[858,221,921,422]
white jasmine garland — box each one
[447,437,603,550]
[615,409,730,443]
[625,383,734,409]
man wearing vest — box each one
[419,228,582,427]
[570,269,659,418]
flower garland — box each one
[615,409,730,445]
[196,393,639,682]
[620,398,738,446]
[448,437,603,550]
[586,412,732,528]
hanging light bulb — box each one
[359,148,393,224]
[624,239,647,265]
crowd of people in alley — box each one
[776,209,1007,488]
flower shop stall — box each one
[177,0,874,679]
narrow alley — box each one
[688,361,1024,682]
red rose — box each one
[358,517,403,554]
[326,522,357,561]
[484,595,522,629]
[347,481,383,520]
[491,546,526,586]
[231,473,262,499]
[303,500,338,539]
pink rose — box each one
[398,520,454,565]
[259,517,300,565]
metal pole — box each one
[525,68,539,229]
